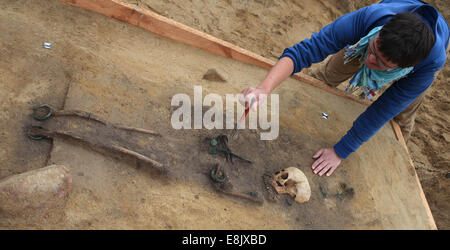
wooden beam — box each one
[58,0,370,107]
[390,120,437,230]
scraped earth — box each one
[0,0,448,229]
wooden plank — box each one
[58,0,370,107]
[61,0,142,25]
[390,120,437,230]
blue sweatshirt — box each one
[280,0,449,159]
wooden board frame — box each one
[390,120,437,229]
[57,0,437,230]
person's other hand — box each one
[311,148,342,176]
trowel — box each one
[231,96,256,140]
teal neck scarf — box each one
[344,26,413,99]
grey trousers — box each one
[310,49,425,142]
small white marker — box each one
[43,42,52,49]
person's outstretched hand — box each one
[311,148,342,176]
[240,87,268,111]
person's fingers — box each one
[326,165,339,176]
[250,96,260,111]
[318,164,332,176]
[313,161,328,174]
[240,88,256,107]
[251,93,267,111]
[311,156,324,170]
[239,91,246,105]
[245,93,256,105]
[313,149,324,159]
[240,87,251,96]
[242,87,254,95]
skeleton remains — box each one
[271,167,311,203]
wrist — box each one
[256,83,272,95]
[332,147,343,160]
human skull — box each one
[272,167,311,203]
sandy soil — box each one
[0,0,446,229]
[408,0,450,230]
[126,0,450,229]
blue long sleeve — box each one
[334,67,438,158]
[280,7,370,74]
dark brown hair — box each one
[378,12,435,68]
